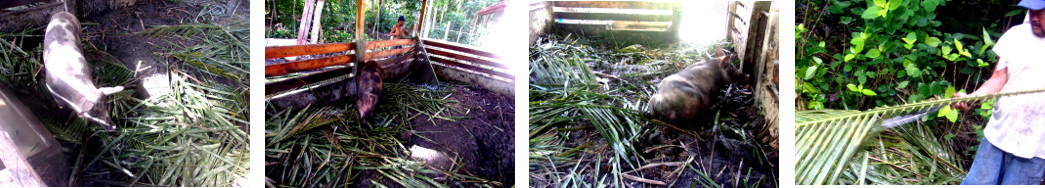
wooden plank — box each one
[553,12,672,21]
[310,0,325,44]
[416,0,428,34]
[367,47,414,60]
[265,55,354,76]
[366,39,415,49]
[265,47,414,76]
[266,56,417,95]
[265,42,354,59]
[422,39,501,59]
[428,55,513,80]
[425,47,507,70]
[265,67,351,95]
[431,62,514,96]
[552,1,674,10]
[297,0,316,45]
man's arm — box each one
[953,59,1009,110]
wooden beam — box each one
[265,42,354,59]
[355,0,367,76]
[425,47,507,70]
[265,66,351,95]
[265,45,415,76]
[428,55,513,80]
[553,12,673,22]
[265,56,417,95]
[265,55,354,76]
[366,47,414,60]
[552,1,674,10]
[422,39,501,59]
[416,0,427,35]
[431,62,514,96]
[365,39,415,49]
[310,0,325,44]
[297,0,316,45]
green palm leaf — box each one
[795,88,1045,185]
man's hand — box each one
[952,92,973,111]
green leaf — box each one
[863,6,882,19]
[904,43,914,50]
[813,56,823,64]
[944,133,956,141]
[977,59,988,67]
[922,0,940,12]
[845,53,856,62]
[897,81,909,89]
[954,39,965,54]
[866,49,881,58]
[905,63,922,78]
[980,28,995,55]
[946,110,959,122]
[926,37,942,47]
[903,33,917,44]
[851,33,866,53]
[805,66,818,80]
[961,50,972,58]
[887,0,902,10]
[873,0,887,8]
[848,83,859,91]
[862,89,877,96]
[1005,9,1024,17]
[945,86,956,99]
[938,106,952,117]
[941,45,952,55]
[808,101,824,110]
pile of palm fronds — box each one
[0,20,249,186]
[796,88,1045,185]
[265,83,499,187]
[529,34,765,187]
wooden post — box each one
[415,0,428,36]
[355,0,366,75]
[309,0,325,44]
[297,0,316,45]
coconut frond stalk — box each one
[795,88,1045,185]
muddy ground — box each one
[356,83,516,187]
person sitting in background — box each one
[954,0,1045,185]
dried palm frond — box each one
[795,88,1045,185]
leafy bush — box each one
[796,0,1002,124]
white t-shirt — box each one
[986,23,1045,159]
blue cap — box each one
[1019,0,1045,10]
[398,16,405,21]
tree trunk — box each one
[372,0,381,34]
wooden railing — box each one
[422,39,513,95]
[264,39,416,95]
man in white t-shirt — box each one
[953,0,1045,185]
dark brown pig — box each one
[648,48,746,124]
[356,60,384,121]
[44,12,123,131]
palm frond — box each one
[795,88,1045,185]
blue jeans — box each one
[961,139,1045,185]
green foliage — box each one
[796,0,1002,111]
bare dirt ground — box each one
[353,83,516,187]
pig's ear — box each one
[99,86,124,95]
